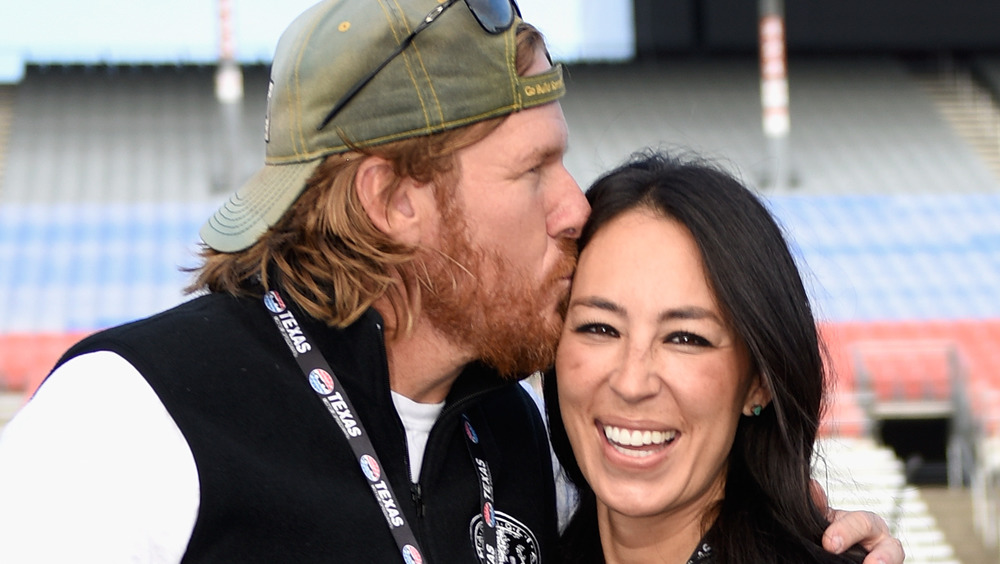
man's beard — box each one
[417,208,577,379]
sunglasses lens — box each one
[465,0,515,34]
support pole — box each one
[759,0,791,191]
[215,0,244,193]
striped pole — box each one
[759,0,791,190]
[215,0,244,192]
[215,0,243,104]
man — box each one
[0,1,902,562]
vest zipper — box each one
[375,319,511,532]
[375,321,425,523]
[411,482,424,518]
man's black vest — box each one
[58,292,558,563]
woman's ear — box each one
[743,374,773,416]
[354,155,427,246]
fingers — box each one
[862,535,905,564]
[822,509,905,564]
[810,478,830,515]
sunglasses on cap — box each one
[318,0,521,130]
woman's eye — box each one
[575,323,619,338]
[667,332,710,347]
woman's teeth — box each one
[603,425,677,448]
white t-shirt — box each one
[391,390,444,482]
[0,352,578,563]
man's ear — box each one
[742,373,773,416]
[354,156,427,246]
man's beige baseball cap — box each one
[201,0,566,252]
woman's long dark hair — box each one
[545,150,867,563]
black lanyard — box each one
[461,414,498,562]
[263,289,500,563]
[687,540,714,564]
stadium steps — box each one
[912,64,1000,185]
[0,84,15,196]
[816,437,962,564]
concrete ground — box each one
[921,486,1000,564]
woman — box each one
[545,150,869,563]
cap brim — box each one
[200,160,322,253]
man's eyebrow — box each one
[520,148,556,166]
[523,140,567,164]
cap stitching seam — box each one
[384,0,433,129]
[207,162,319,235]
[405,12,444,125]
[506,22,519,108]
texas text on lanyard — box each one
[263,289,501,564]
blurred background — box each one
[1,0,999,561]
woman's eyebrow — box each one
[570,297,723,325]
[659,306,721,324]
[569,296,625,316]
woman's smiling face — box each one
[556,208,765,525]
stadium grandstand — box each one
[2,0,1000,561]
